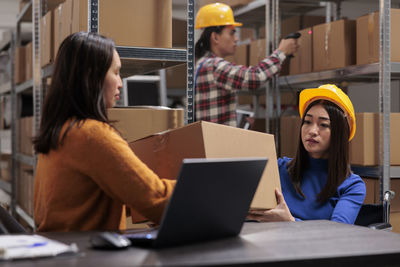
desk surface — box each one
[3,220,400,266]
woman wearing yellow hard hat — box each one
[194,2,299,126]
[248,84,366,224]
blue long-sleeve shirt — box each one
[278,157,366,224]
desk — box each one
[3,220,400,266]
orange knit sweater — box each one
[34,119,176,232]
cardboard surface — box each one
[356,9,400,65]
[18,117,33,156]
[313,19,356,71]
[14,46,25,85]
[172,18,186,48]
[349,113,400,166]
[41,10,54,67]
[198,0,253,8]
[25,42,33,81]
[249,39,266,66]
[166,64,186,89]
[54,0,172,58]
[289,28,313,75]
[280,116,301,158]
[129,121,281,210]
[107,107,184,143]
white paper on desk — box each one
[0,234,78,260]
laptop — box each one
[123,157,268,248]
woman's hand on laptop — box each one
[247,188,295,222]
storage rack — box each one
[235,0,396,218]
[2,0,195,229]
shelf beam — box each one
[15,154,35,167]
[15,205,35,229]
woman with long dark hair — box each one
[33,32,176,231]
[194,3,299,126]
[248,84,366,224]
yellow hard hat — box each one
[195,3,243,29]
[299,84,356,141]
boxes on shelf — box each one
[0,154,11,182]
[25,42,33,81]
[289,27,313,75]
[172,18,186,48]
[54,0,172,58]
[356,9,400,65]
[17,165,34,217]
[14,46,26,85]
[349,113,400,166]
[107,106,184,144]
[0,95,11,129]
[225,43,249,66]
[258,15,325,39]
[41,10,54,67]
[18,116,34,156]
[280,115,301,158]
[240,27,256,42]
[313,19,356,71]
[362,177,400,212]
[129,121,281,210]
[198,0,253,8]
[166,64,186,89]
[249,38,289,75]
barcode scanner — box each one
[284,32,301,58]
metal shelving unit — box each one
[234,0,396,220]
[1,0,196,230]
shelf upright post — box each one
[186,0,195,124]
[10,32,17,217]
[379,0,392,223]
[33,0,42,138]
[265,0,273,134]
[273,0,280,151]
[89,0,99,33]
[159,69,167,107]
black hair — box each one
[195,26,224,59]
[33,32,115,154]
[287,100,351,203]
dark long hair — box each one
[195,26,224,59]
[33,32,115,154]
[287,100,351,203]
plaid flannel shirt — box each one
[195,50,286,126]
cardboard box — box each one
[240,27,256,41]
[313,19,356,71]
[361,177,400,212]
[129,121,282,209]
[0,154,11,182]
[280,115,301,158]
[391,211,400,233]
[356,9,400,65]
[18,117,33,156]
[25,42,33,81]
[41,10,54,67]
[198,0,253,8]
[172,18,186,48]
[14,46,26,85]
[166,64,186,89]
[249,38,289,75]
[17,166,34,217]
[349,113,400,166]
[225,43,248,66]
[258,15,325,39]
[54,0,172,58]
[107,107,184,143]
[289,28,313,75]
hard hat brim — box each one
[195,21,243,29]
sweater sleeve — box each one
[212,50,286,91]
[63,120,176,224]
[331,175,366,224]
